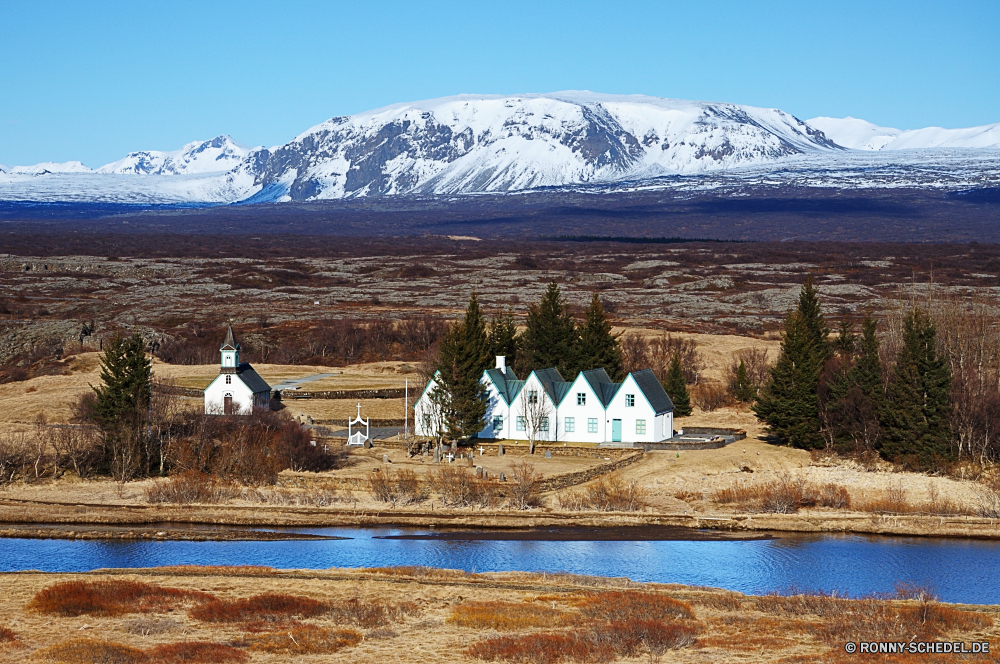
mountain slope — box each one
[6,161,93,175]
[808,117,1000,151]
[223,92,841,201]
[98,136,252,175]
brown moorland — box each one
[0,566,995,663]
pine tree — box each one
[664,353,692,416]
[520,282,579,378]
[487,308,518,363]
[880,308,953,467]
[433,292,491,440]
[576,293,625,380]
[732,359,756,403]
[799,274,832,364]
[753,312,822,448]
[753,286,830,449]
[89,332,152,481]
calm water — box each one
[3,528,999,605]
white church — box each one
[203,325,272,415]
[414,357,676,445]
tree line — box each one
[752,277,1000,470]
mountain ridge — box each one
[2,92,998,204]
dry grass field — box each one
[0,566,996,663]
[2,329,1000,539]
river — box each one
[3,527,998,605]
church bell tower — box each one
[220,324,240,372]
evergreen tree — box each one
[576,293,625,380]
[753,278,831,449]
[880,308,953,467]
[487,308,519,364]
[732,359,756,403]
[89,332,152,481]
[664,353,692,417]
[799,274,832,364]
[834,317,856,358]
[433,292,491,440]
[823,313,887,453]
[520,282,579,378]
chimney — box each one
[495,356,506,372]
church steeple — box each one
[220,324,240,371]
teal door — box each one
[612,419,622,442]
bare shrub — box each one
[508,461,542,509]
[243,486,342,507]
[144,471,240,505]
[692,382,730,412]
[0,432,31,484]
[50,426,100,479]
[622,332,703,384]
[431,467,498,508]
[560,474,649,512]
[369,469,426,506]
[712,476,850,513]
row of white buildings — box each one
[414,356,676,445]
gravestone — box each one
[467,456,474,467]
[433,447,441,463]
[544,450,552,458]
[498,444,504,457]
[383,454,390,464]
[364,439,373,449]
[499,472,506,482]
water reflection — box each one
[1,529,998,605]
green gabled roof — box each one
[580,368,615,407]
[630,369,674,414]
[485,366,522,404]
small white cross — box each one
[478,446,485,456]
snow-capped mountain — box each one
[224,92,841,201]
[5,161,93,175]
[808,117,1000,151]
[2,92,999,205]
[97,135,252,175]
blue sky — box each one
[1,0,997,167]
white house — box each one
[414,356,675,445]
[203,325,272,415]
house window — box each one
[636,419,647,435]
[565,417,575,433]
[422,414,431,429]
[625,394,635,407]
[528,390,538,405]
[225,375,232,384]
[540,417,549,432]
[577,392,586,405]
[516,416,526,431]
[588,418,598,433]
[493,415,504,432]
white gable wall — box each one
[506,373,561,443]
[413,376,441,437]
[557,374,607,444]
[413,366,675,445]
[205,374,256,415]
[605,374,658,444]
